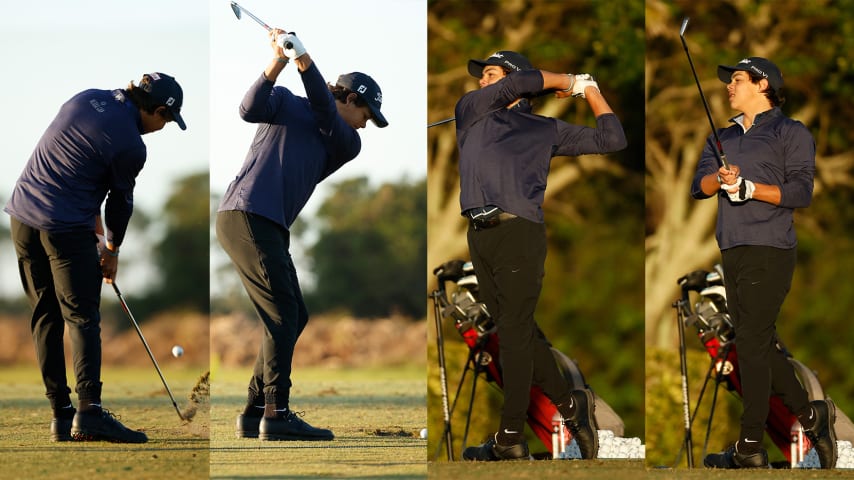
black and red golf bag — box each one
[677,265,854,464]
[432,259,624,456]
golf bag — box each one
[432,259,624,456]
[677,265,854,463]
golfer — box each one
[5,72,187,443]
[456,50,627,461]
[216,29,387,441]
[692,57,836,469]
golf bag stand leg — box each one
[430,290,455,461]
[699,341,732,459]
[674,297,695,468]
[460,346,489,452]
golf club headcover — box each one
[571,73,599,98]
[277,32,306,59]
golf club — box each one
[427,88,561,129]
[428,117,455,129]
[679,17,729,169]
[230,1,271,31]
[674,283,695,468]
[112,282,184,421]
[230,1,293,49]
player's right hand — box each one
[571,73,599,98]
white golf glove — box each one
[277,32,306,59]
[721,176,755,202]
[571,73,599,98]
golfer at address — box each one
[216,28,388,441]
[5,72,187,443]
[456,50,627,461]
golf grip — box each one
[112,282,185,421]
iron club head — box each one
[230,1,241,20]
[680,17,689,37]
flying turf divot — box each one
[558,430,645,460]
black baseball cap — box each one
[717,57,783,90]
[335,72,388,128]
[139,72,186,130]
[468,50,534,78]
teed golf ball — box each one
[420,428,427,439]
[172,345,184,358]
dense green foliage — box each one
[149,172,211,314]
[303,177,428,319]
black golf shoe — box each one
[804,399,838,469]
[258,410,334,441]
[51,417,73,442]
[51,405,75,442]
[462,434,530,461]
[565,389,599,459]
[704,443,769,469]
[71,408,148,443]
[236,413,262,438]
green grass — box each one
[209,365,427,479]
[0,366,210,480]
[427,459,644,479]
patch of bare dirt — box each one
[211,312,426,368]
[0,312,426,369]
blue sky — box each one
[0,0,426,298]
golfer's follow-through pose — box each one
[5,73,187,443]
[457,51,627,461]
[216,29,387,441]
[692,57,837,469]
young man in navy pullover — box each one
[217,28,387,441]
[693,57,837,470]
[6,72,186,443]
[457,50,627,461]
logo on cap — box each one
[357,85,367,94]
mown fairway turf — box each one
[0,366,210,480]
[210,366,427,479]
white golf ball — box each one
[172,345,184,358]
[420,428,427,439]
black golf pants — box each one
[467,217,572,434]
[216,210,309,409]
[11,218,103,409]
[722,245,810,443]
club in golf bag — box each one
[679,17,729,169]
[112,282,184,421]
[430,259,624,460]
[673,265,854,468]
[230,1,293,49]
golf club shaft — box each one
[428,117,455,128]
[230,2,294,50]
[428,88,559,129]
[112,282,184,421]
[679,18,730,169]
[231,1,271,31]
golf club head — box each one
[231,1,241,20]
[680,17,689,37]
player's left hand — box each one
[722,176,755,202]
[571,73,599,98]
[277,32,306,59]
